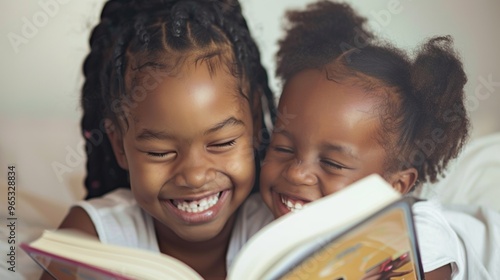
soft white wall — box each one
[2,0,500,134]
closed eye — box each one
[208,139,237,151]
[320,160,346,170]
[213,139,236,147]
[273,146,294,154]
[147,152,176,159]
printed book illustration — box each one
[21,174,424,280]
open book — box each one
[21,174,424,280]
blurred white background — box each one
[0,0,499,278]
[2,0,500,133]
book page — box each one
[228,175,402,280]
[22,245,132,280]
[275,201,422,280]
[21,230,204,280]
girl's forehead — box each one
[275,69,387,163]
[277,69,383,136]
[123,62,251,125]
[123,53,252,101]
[281,69,381,110]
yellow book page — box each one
[280,206,420,280]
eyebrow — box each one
[204,117,245,135]
[321,142,360,160]
[273,130,360,160]
[135,116,245,141]
[135,129,176,141]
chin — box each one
[176,222,227,242]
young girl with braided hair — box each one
[49,0,276,278]
[260,1,496,279]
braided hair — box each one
[81,0,276,199]
[277,0,469,185]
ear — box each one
[105,119,129,170]
[387,168,418,194]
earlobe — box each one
[105,119,129,170]
[389,168,418,194]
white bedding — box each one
[417,132,500,211]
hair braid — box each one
[81,0,134,198]
[217,3,276,155]
[81,0,276,198]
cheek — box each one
[126,159,162,202]
[259,160,280,212]
[322,181,349,196]
[225,161,253,188]
[224,146,255,188]
[259,158,281,189]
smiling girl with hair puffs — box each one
[259,1,494,279]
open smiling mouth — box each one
[280,194,308,213]
[170,192,222,213]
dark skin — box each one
[260,69,452,280]
[41,64,256,280]
[153,214,236,279]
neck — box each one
[154,214,237,279]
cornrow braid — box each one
[81,0,275,199]
[81,1,131,199]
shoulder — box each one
[76,188,137,209]
[59,189,135,237]
[412,199,465,279]
[74,188,140,221]
[412,199,451,229]
[64,189,157,250]
[226,193,274,268]
[442,204,500,279]
[237,193,274,231]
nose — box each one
[173,153,216,189]
[282,159,317,186]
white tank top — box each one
[76,190,274,270]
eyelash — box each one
[273,145,347,171]
[147,152,173,158]
[274,146,293,154]
[146,139,237,158]
[210,139,236,148]
[208,139,236,149]
[320,160,345,170]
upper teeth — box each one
[281,195,305,212]
[173,192,221,213]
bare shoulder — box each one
[424,264,452,280]
[59,206,98,237]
